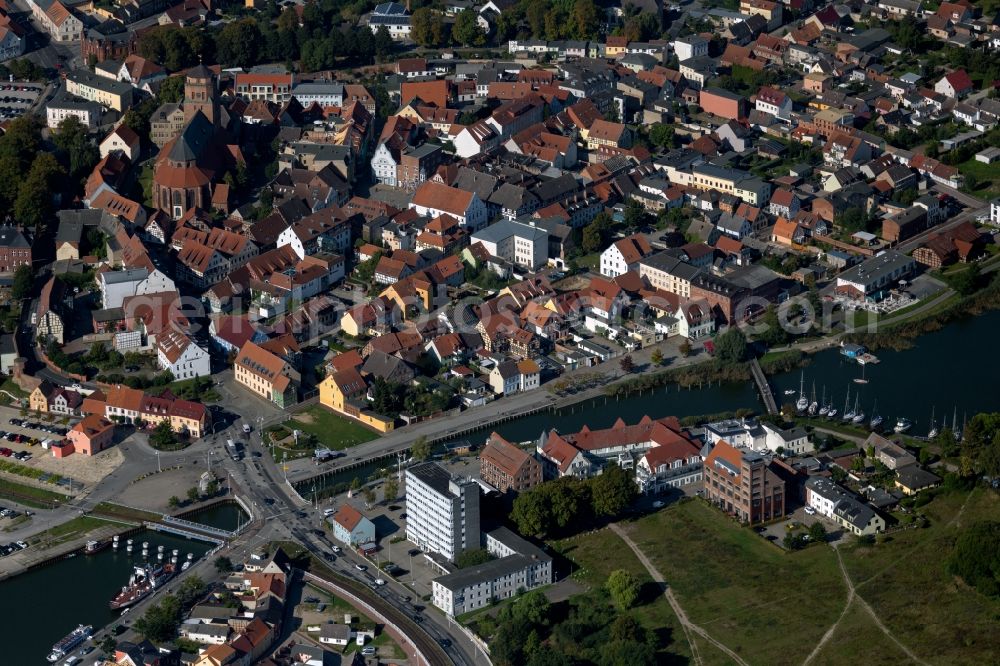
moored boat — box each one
[109,563,175,610]
[47,624,92,662]
[895,418,912,434]
[85,539,109,555]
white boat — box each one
[784,389,797,395]
[808,382,818,416]
[819,387,829,416]
[842,388,853,421]
[928,407,939,439]
[894,418,912,434]
[796,373,809,413]
[827,407,838,419]
[47,625,92,662]
[870,400,883,429]
[852,397,865,423]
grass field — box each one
[622,499,846,666]
[808,600,910,666]
[552,527,693,664]
[607,491,1000,665]
[31,516,112,546]
[92,502,163,523]
[957,158,1000,199]
[837,487,1000,665]
[0,477,72,508]
[287,405,378,451]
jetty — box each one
[750,358,778,415]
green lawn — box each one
[0,477,72,508]
[808,600,911,666]
[92,502,163,523]
[552,526,693,664]
[286,405,378,451]
[957,157,1000,199]
[837,487,1000,665]
[31,516,112,546]
[622,499,847,666]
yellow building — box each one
[233,341,299,408]
[318,368,395,433]
[65,69,133,112]
[28,385,49,413]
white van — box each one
[323,508,335,517]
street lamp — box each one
[156,450,161,473]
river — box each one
[302,309,1000,495]
[1,502,246,665]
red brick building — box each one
[479,432,542,493]
[704,440,785,524]
[81,22,138,64]
[699,87,748,121]
[0,227,31,274]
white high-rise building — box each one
[405,462,481,562]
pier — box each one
[750,358,778,415]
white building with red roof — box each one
[410,181,488,230]
[329,505,376,545]
[537,416,704,492]
[600,234,654,278]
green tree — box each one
[619,354,634,374]
[411,8,444,47]
[571,0,600,39]
[15,152,65,232]
[186,486,201,503]
[455,548,494,568]
[835,206,869,234]
[150,420,176,450]
[946,521,1000,597]
[651,348,664,366]
[363,487,376,507]
[53,116,99,182]
[606,569,641,610]
[157,74,185,103]
[453,9,485,46]
[808,522,827,542]
[590,463,637,516]
[679,339,692,357]
[411,435,432,461]
[383,477,399,502]
[11,265,32,300]
[582,222,604,253]
[217,19,264,68]
[134,594,182,642]
[175,575,205,607]
[715,327,748,365]
[167,496,181,509]
[374,25,394,60]
[99,635,116,654]
[648,123,674,149]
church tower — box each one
[184,64,218,127]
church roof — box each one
[169,110,214,163]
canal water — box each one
[1,502,246,664]
[302,309,1000,496]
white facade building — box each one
[405,462,481,562]
[99,267,176,310]
[432,527,553,616]
[470,220,548,272]
[157,330,211,380]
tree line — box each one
[510,463,637,538]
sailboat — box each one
[808,382,818,416]
[870,400,883,430]
[928,407,939,439]
[952,406,961,441]
[796,373,809,413]
[894,417,912,433]
[819,387,829,416]
[852,395,866,423]
[843,388,854,421]
[853,364,869,385]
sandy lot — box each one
[115,465,212,513]
[30,446,125,486]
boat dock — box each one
[750,358,778,415]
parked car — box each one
[804,506,816,516]
[354,564,366,571]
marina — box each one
[0,503,245,665]
[298,310,1000,499]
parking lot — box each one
[0,82,42,121]
[756,504,846,549]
